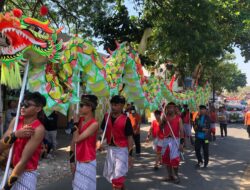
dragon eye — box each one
[34,27,40,32]
[28,25,44,34]
[37,29,43,34]
[29,25,37,31]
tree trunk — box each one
[0,0,6,12]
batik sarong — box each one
[73,160,96,190]
[103,146,128,188]
[11,170,38,190]
[183,124,192,137]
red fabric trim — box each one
[162,146,180,167]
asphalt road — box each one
[40,123,250,190]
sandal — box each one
[154,165,159,170]
[162,176,174,182]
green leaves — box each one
[141,0,250,79]
[201,54,247,93]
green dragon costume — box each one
[0,9,211,116]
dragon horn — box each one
[56,27,64,34]
[115,40,120,48]
[107,48,113,54]
[102,56,108,65]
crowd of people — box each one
[146,102,249,184]
[0,91,249,190]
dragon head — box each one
[0,9,63,64]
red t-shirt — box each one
[76,117,97,162]
[13,117,43,171]
[163,115,182,138]
[209,112,216,123]
[151,120,159,138]
[151,120,164,139]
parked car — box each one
[225,104,245,123]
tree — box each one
[201,54,247,101]
[2,0,249,71]
[92,4,148,51]
[2,0,119,34]
[224,86,250,99]
[2,1,149,53]
[224,71,247,92]
[139,0,250,77]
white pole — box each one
[76,72,80,114]
[100,111,111,145]
[74,71,81,162]
[161,103,185,161]
[1,62,30,188]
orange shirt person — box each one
[129,110,141,134]
[129,109,141,156]
[245,109,250,138]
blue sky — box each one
[234,48,250,85]
[124,0,250,85]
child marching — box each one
[0,92,46,190]
[147,110,163,170]
[160,102,184,184]
[70,95,99,190]
[99,95,134,190]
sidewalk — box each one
[37,129,72,189]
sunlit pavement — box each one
[39,123,250,190]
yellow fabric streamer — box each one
[0,63,22,89]
[14,63,22,87]
[1,64,9,86]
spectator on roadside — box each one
[245,107,250,138]
[40,138,52,159]
[44,111,58,155]
[125,103,131,116]
[209,106,217,141]
[181,105,194,146]
[129,107,141,157]
[5,100,17,132]
[175,105,182,116]
[217,106,228,138]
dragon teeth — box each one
[2,27,46,46]
[1,27,47,55]
[0,44,26,55]
[2,27,16,33]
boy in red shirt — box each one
[161,102,184,184]
[181,105,194,146]
[147,110,163,169]
[209,106,217,141]
[0,92,46,190]
[98,95,133,190]
[70,95,99,190]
